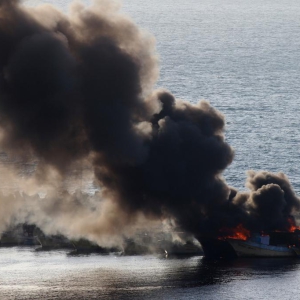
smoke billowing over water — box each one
[0,0,299,245]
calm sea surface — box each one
[2,0,300,299]
[1,247,300,300]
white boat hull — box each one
[228,239,296,257]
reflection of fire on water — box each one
[218,224,250,241]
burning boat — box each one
[198,225,300,259]
[228,232,300,258]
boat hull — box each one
[228,239,296,257]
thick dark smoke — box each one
[243,171,300,231]
[0,0,299,243]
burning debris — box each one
[0,0,300,254]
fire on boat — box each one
[197,224,300,259]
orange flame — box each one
[288,218,300,232]
[218,224,250,241]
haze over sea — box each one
[1,0,300,299]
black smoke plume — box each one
[0,0,299,243]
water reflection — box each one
[194,257,300,284]
[1,248,300,299]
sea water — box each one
[1,247,300,299]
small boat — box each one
[198,231,300,259]
[228,239,296,257]
[228,232,300,258]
